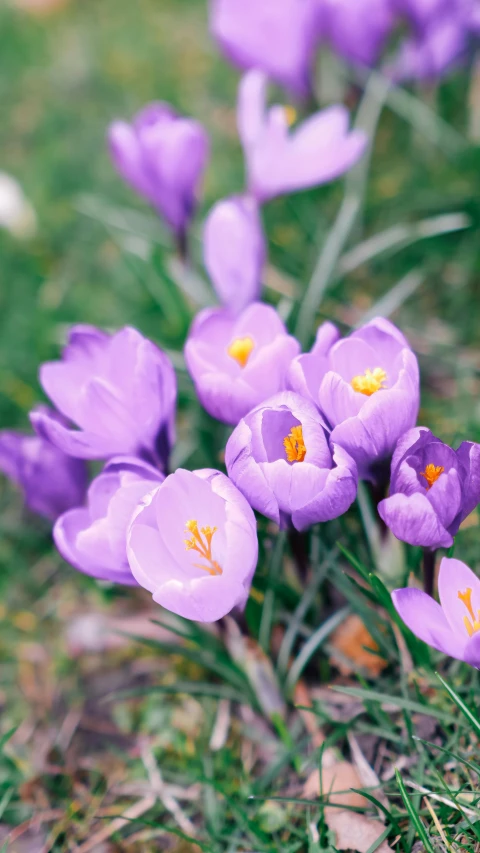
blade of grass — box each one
[436,672,480,738]
[395,769,435,853]
[331,685,458,724]
[340,213,470,277]
[277,550,334,678]
[285,606,350,694]
[295,72,390,346]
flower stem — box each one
[176,228,189,264]
[288,527,309,583]
[423,548,436,597]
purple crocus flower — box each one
[127,468,258,622]
[317,0,394,67]
[287,317,420,481]
[388,16,468,81]
[225,391,358,530]
[54,457,163,585]
[237,70,368,204]
[203,195,266,316]
[108,102,209,241]
[393,557,480,668]
[378,428,480,549]
[184,302,300,425]
[0,413,87,521]
[210,0,319,97]
[31,325,176,467]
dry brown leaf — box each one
[328,613,387,677]
[303,750,393,853]
[303,759,365,805]
[326,809,393,853]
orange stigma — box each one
[227,336,254,368]
[458,587,480,637]
[184,520,222,576]
[351,367,387,396]
[284,425,306,463]
[419,463,444,490]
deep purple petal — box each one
[378,492,452,549]
[456,440,480,520]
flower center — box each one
[283,425,306,463]
[184,519,223,576]
[351,367,387,396]
[227,336,254,368]
[458,587,480,637]
[419,463,444,490]
[284,105,297,126]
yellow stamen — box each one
[283,425,306,463]
[458,587,480,637]
[284,105,297,126]
[184,519,222,576]
[419,463,444,490]
[227,336,254,368]
[351,367,387,396]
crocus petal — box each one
[392,587,464,658]
[378,492,453,549]
[203,195,266,316]
[54,508,138,585]
[31,408,120,459]
[287,321,339,404]
[225,418,280,524]
[291,443,358,530]
[237,69,268,151]
[438,557,480,636]
[462,632,480,669]
[455,440,480,520]
[328,350,420,479]
[127,469,258,622]
[109,102,209,236]
[0,426,88,521]
[212,0,317,96]
[427,468,462,531]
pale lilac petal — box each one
[212,0,317,96]
[225,418,280,524]
[462,632,480,669]
[31,408,120,459]
[127,469,258,622]
[54,508,137,585]
[438,557,480,636]
[237,70,268,150]
[291,443,357,530]
[203,195,266,316]
[392,587,464,658]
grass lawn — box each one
[1,0,480,849]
